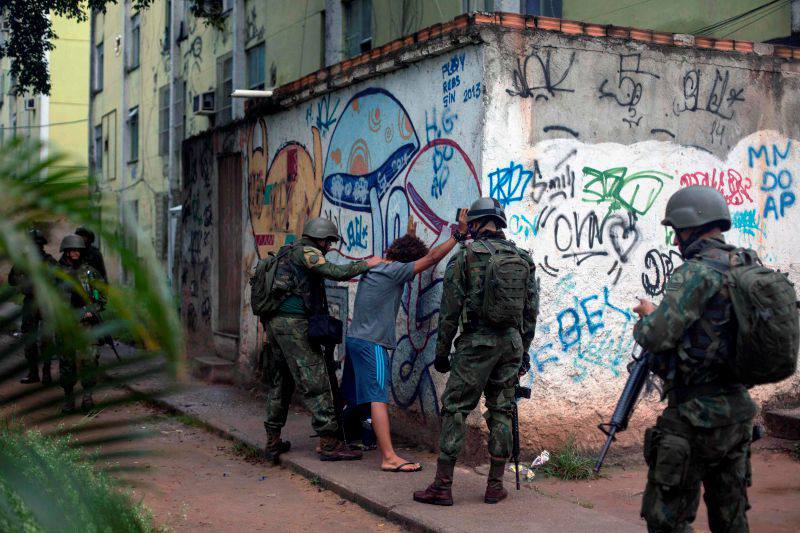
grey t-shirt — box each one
[347,261,416,348]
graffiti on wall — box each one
[317,82,481,417]
[499,131,798,387]
[247,119,324,258]
[181,140,214,333]
[234,50,483,417]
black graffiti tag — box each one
[507,47,576,101]
[641,248,683,296]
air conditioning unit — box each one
[24,98,35,110]
[192,91,215,115]
[0,20,11,32]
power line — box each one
[585,0,659,21]
[693,0,787,35]
[720,0,790,38]
[0,118,88,130]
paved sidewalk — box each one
[115,351,643,533]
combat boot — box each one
[413,458,454,506]
[484,458,508,504]
[318,434,362,461]
[81,391,95,412]
[61,388,77,414]
[41,362,52,385]
[264,426,291,465]
[20,366,40,384]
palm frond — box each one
[0,137,188,530]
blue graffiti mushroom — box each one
[322,88,420,212]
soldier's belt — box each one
[667,382,746,407]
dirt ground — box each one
[109,402,402,532]
[525,440,800,533]
[2,379,400,532]
[2,358,799,531]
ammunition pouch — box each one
[648,431,692,489]
[308,314,343,347]
[643,427,660,466]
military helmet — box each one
[29,229,47,245]
[302,217,340,242]
[661,185,731,231]
[60,234,86,251]
[75,226,96,244]
[467,197,507,228]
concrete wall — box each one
[181,25,800,453]
[484,27,800,450]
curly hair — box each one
[385,235,429,263]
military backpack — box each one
[249,244,296,319]
[470,239,530,329]
[706,248,799,384]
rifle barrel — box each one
[594,426,617,473]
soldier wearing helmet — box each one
[8,228,56,384]
[633,186,756,531]
[57,234,106,414]
[60,227,107,280]
[414,198,539,506]
[262,217,383,462]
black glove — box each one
[433,355,451,373]
[518,359,531,377]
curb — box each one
[128,387,436,533]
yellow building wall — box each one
[49,16,90,168]
[0,15,89,168]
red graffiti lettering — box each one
[679,168,752,206]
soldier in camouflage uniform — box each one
[9,229,57,384]
[414,198,539,506]
[58,234,106,414]
[633,186,756,532]
[263,217,383,462]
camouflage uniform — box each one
[436,233,538,463]
[263,238,370,437]
[9,249,57,381]
[59,262,106,392]
[634,236,756,533]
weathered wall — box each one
[483,27,800,450]
[181,25,800,454]
[181,44,486,401]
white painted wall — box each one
[483,28,800,449]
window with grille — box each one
[128,13,141,70]
[247,43,266,90]
[523,0,562,17]
[128,107,139,162]
[93,125,103,176]
[344,0,372,58]
[159,85,169,155]
[94,42,104,91]
[217,54,233,124]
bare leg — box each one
[372,402,420,471]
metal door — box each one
[217,153,243,337]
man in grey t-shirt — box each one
[342,212,468,473]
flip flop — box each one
[382,462,423,473]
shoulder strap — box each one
[481,239,498,255]
[697,247,731,276]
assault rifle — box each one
[594,347,653,473]
[82,312,121,362]
[512,383,532,490]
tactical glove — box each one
[433,355,451,373]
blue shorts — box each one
[341,336,390,405]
